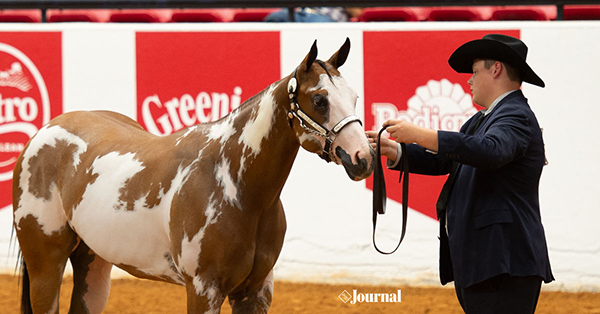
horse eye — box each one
[312,94,329,110]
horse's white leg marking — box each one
[193,277,220,309]
[14,126,88,235]
[258,269,275,303]
[238,86,277,157]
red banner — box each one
[136,31,280,135]
[363,30,519,219]
[0,32,63,210]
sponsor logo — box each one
[338,289,401,304]
[0,32,62,210]
[141,86,243,136]
[135,32,280,136]
[0,44,51,182]
[371,79,476,132]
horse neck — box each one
[236,80,301,202]
[183,79,300,207]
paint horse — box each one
[12,38,373,314]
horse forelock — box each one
[315,60,336,82]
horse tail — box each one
[20,260,33,314]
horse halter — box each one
[286,67,362,163]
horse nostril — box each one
[357,149,374,166]
[355,151,363,164]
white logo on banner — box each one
[0,43,51,182]
[142,87,243,136]
[372,79,477,132]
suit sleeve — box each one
[437,105,532,171]
[390,143,452,175]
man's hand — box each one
[366,130,399,162]
[375,120,439,153]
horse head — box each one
[286,38,374,181]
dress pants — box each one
[454,274,543,314]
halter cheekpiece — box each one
[287,67,362,163]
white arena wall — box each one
[0,21,598,293]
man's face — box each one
[467,59,495,108]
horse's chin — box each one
[337,147,374,181]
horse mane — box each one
[239,77,285,110]
[197,77,286,128]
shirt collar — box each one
[482,89,518,116]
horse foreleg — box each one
[228,269,274,314]
[185,275,226,314]
[68,241,113,314]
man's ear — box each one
[493,61,502,78]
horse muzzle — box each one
[335,145,375,181]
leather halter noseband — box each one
[286,67,362,163]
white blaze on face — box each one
[308,74,358,129]
[14,125,88,235]
[308,74,370,166]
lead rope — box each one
[372,126,409,255]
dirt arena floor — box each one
[1,274,599,313]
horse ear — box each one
[300,40,318,72]
[328,37,351,69]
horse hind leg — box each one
[68,241,113,314]
[228,269,274,314]
[16,216,78,314]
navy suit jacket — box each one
[393,90,554,288]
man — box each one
[367,34,554,313]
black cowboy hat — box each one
[448,34,545,88]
